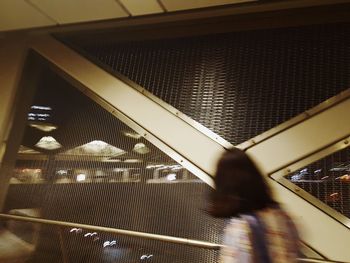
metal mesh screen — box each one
[1,69,223,263]
[61,23,350,145]
[285,146,350,219]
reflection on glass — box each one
[3,70,222,263]
[29,123,57,132]
[35,136,62,150]
[10,168,43,184]
[133,143,150,154]
[18,145,42,155]
[62,140,125,157]
[285,147,350,218]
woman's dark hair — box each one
[209,147,276,218]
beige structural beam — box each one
[0,36,30,210]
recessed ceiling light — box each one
[35,136,62,150]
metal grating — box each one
[61,23,350,145]
[2,69,223,262]
[285,147,350,219]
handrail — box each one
[0,213,221,249]
[0,213,348,263]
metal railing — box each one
[0,213,348,263]
[0,213,220,250]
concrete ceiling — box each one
[0,0,256,32]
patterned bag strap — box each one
[243,214,272,263]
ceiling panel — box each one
[161,0,256,11]
[29,0,129,24]
[119,0,164,16]
[0,0,56,31]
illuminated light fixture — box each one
[133,143,150,154]
[170,165,182,171]
[56,170,68,176]
[31,105,52,111]
[103,240,117,248]
[124,159,141,163]
[63,140,125,156]
[140,254,153,260]
[330,163,350,172]
[35,136,62,150]
[29,123,57,132]
[336,174,350,182]
[326,192,341,202]
[146,164,164,169]
[166,173,177,181]
[123,131,142,139]
[76,174,86,182]
[69,228,82,233]
[103,159,121,163]
[84,232,97,237]
[113,168,124,172]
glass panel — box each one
[285,147,350,218]
[1,69,223,262]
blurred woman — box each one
[208,148,300,263]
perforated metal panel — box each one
[61,23,350,145]
[286,147,350,219]
[2,69,223,262]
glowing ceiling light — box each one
[124,159,141,163]
[31,105,52,110]
[166,173,177,181]
[35,136,62,150]
[29,123,57,132]
[140,254,153,260]
[146,164,164,169]
[123,131,142,139]
[103,240,117,248]
[103,159,121,163]
[56,170,68,175]
[76,174,86,182]
[84,232,97,237]
[69,228,82,233]
[133,143,150,154]
[63,140,125,156]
